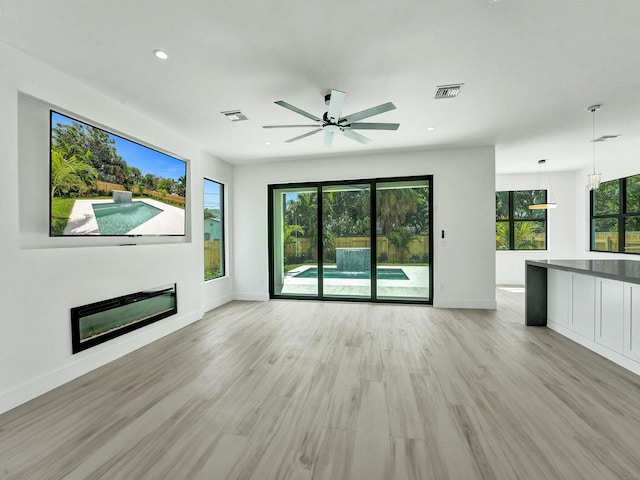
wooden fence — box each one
[93,181,185,207]
[204,240,222,274]
[284,235,429,263]
[96,181,125,192]
[594,232,640,253]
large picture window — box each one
[204,178,225,280]
[591,174,640,254]
[496,190,547,250]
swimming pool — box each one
[293,267,409,280]
[92,201,161,234]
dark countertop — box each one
[526,259,640,285]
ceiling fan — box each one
[263,89,399,147]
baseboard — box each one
[434,298,497,309]
[202,293,235,313]
[547,322,640,377]
[0,307,203,415]
[234,292,270,302]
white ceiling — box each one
[2,0,639,174]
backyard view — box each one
[50,112,186,236]
[496,190,547,250]
[204,179,224,280]
[592,175,640,253]
[271,178,431,301]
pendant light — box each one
[587,104,602,190]
[529,159,557,210]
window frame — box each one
[203,177,225,281]
[590,175,640,254]
[267,175,433,304]
[496,189,548,251]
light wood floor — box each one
[2,289,640,480]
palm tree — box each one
[377,188,419,234]
[176,175,187,197]
[50,149,98,200]
[387,226,413,263]
[496,222,510,249]
[283,224,304,245]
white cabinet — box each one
[548,269,571,327]
[540,264,640,376]
[570,273,595,340]
[624,283,640,363]
[595,278,624,353]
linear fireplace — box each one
[70,284,177,353]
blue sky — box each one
[204,179,222,210]
[52,112,186,181]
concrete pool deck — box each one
[279,265,430,299]
[63,198,185,235]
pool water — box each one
[92,201,161,234]
[293,267,409,280]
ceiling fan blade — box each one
[347,122,400,130]
[340,102,396,124]
[326,89,346,123]
[285,128,323,143]
[263,124,320,128]
[342,129,372,144]
[274,100,322,122]
[324,129,335,148]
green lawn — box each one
[50,196,115,235]
[50,197,77,235]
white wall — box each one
[0,42,233,414]
[495,171,577,285]
[233,147,497,309]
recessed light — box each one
[426,126,436,131]
[153,49,168,60]
[265,142,272,146]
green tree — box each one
[52,120,125,183]
[387,226,413,263]
[514,221,542,249]
[144,173,160,191]
[125,166,142,192]
[176,175,187,197]
[50,149,98,200]
[593,180,620,216]
[496,222,509,249]
[283,224,304,247]
[157,178,175,194]
[377,188,419,234]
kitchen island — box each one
[525,259,640,375]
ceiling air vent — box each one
[435,84,464,99]
[221,110,249,122]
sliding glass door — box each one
[269,175,432,304]
[322,183,371,299]
[270,186,318,296]
[376,179,430,300]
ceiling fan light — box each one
[588,173,602,190]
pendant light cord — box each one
[592,109,596,174]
